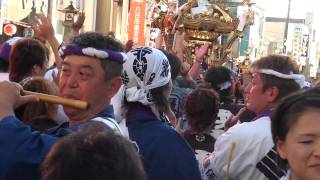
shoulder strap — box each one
[91,117,123,135]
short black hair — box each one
[205,66,233,101]
[42,125,146,180]
[71,32,124,51]
[70,32,125,81]
[160,49,181,80]
[271,87,320,169]
[251,55,300,101]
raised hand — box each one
[195,43,209,62]
[125,40,134,52]
[72,12,86,33]
[0,81,38,120]
[224,107,247,131]
[34,13,62,67]
[33,13,55,42]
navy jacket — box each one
[0,106,115,180]
[126,103,202,180]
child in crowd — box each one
[16,77,59,131]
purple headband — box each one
[59,44,127,64]
[0,37,24,61]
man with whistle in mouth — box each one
[0,32,126,179]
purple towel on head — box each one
[0,37,24,61]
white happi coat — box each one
[200,116,286,180]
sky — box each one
[258,0,318,19]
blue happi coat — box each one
[0,105,116,180]
[126,103,202,180]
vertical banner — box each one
[301,34,309,57]
[292,27,302,61]
[128,0,146,46]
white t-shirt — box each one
[200,116,286,180]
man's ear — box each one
[276,138,288,160]
[108,76,122,98]
[266,86,279,103]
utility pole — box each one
[283,0,291,54]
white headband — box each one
[258,69,305,88]
[217,81,232,91]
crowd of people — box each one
[0,12,320,180]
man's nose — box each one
[66,74,79,88]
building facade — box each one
[1,0,130,43]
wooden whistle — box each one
[22,90,89,110]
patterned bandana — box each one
[58,44,127,64]
[122,47,171,105]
